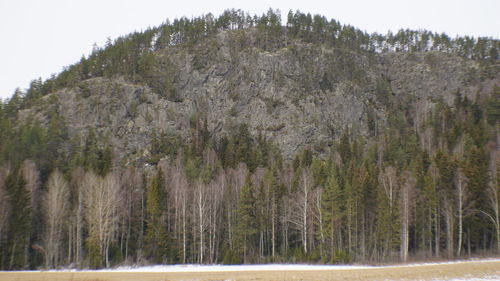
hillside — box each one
[0,9,499,270]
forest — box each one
[0,9,499,269]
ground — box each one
[1,259,500,281]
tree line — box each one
[4,9,498,111]
[0,85,499,269]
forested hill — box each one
[0,9,499,269]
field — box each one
[1,259,500,281]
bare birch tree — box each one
[313,187,325,258]
[194,180,209,263]
[43,169,69,268]
[280,166,294,255]
[83,171,121,268]
[289,168,313,254]
[207,172,225,263]
[68,167,85,267]
[400,171,415,262]
[170,159,189,263]
[455,166,470,257]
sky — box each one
[0,0,499,100]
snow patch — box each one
[97,264,371,273]
[7,258,500,275]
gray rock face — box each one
[18,35,498,163]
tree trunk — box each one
[67,223,72,266]
[77,192,82,267]
[199,199,204,264]
[445,203,453,258]
[182,195,186,264]
[435,207,440,257]
[317,192,325,259]
[497,217,500,254]
[271,200,276,259]
[9,241,16,269]
[456,170,467,257]
[428,208,433,257]
[303,179,308,254]
[457,192,463,257]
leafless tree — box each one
[43,169,69,268]
[379,165,399,258]
[420,127,435,154]
[380,166,398,213]
[118,167,143,263]
[21,160,40,212]
[455,166,470,257]
[280,166,294,255]
[83,171,121,267]
[68,167,85,267]
[313,187,325,258]
[400,171,415,262]
[170,158,189,263]
[481,149,500,253]
[194,180,209,263]
[207,172,225,263]
[288,168,313,254]
[263,168,280,260]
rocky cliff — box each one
[16,26,500,164]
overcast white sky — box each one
[0,0,499,100]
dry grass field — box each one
[1,260,500,281]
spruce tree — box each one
[4,170,30,269]
[235,174,257,262]
[321,168,343,261]
[145,169,168,263]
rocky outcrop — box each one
[17,33,498,163]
